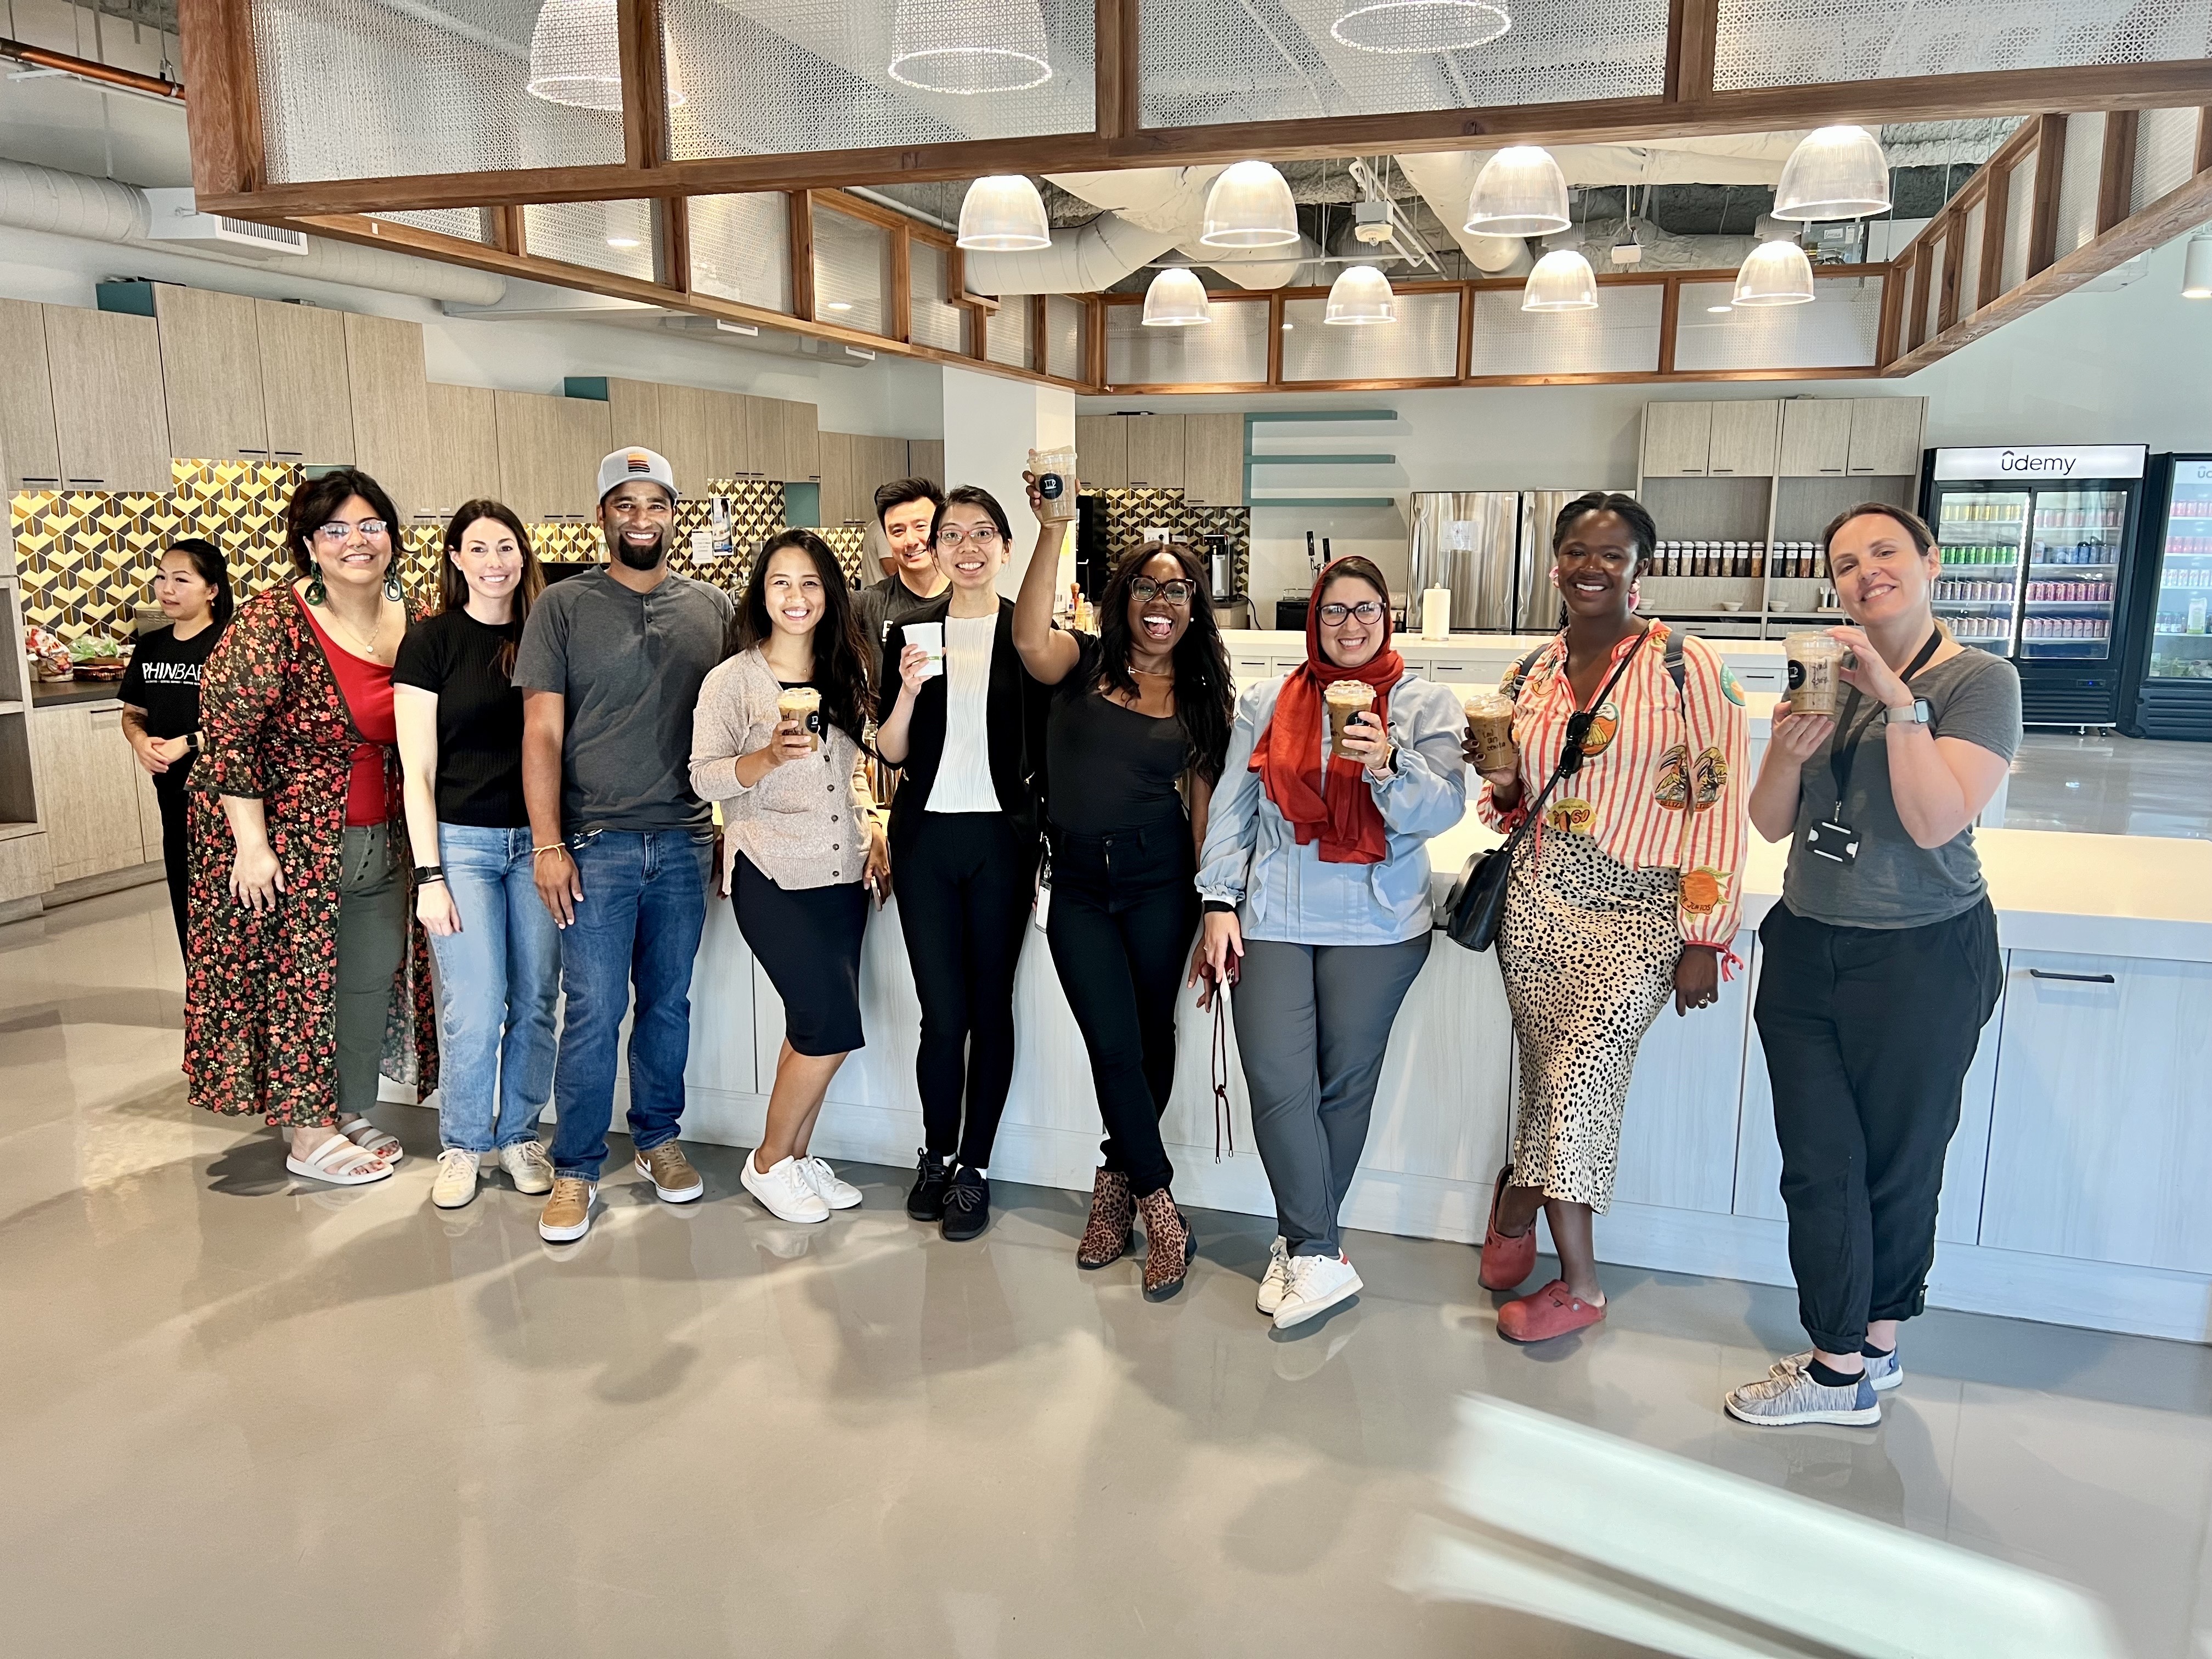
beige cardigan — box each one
[689,647,874,891]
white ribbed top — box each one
[926,612,999,814]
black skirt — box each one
[733,853,868,1056]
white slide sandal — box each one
[337,1117,404,1164]
[286,1133,394,1187]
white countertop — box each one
[1221,628,1790,660]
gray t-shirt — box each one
[513,567,735,833]
[1782,647,2022,930]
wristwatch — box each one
[184,731,201,754]
[1885,698,1933,726]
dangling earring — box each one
[1629,578,1644,611]
[305,571,327,606]
[383,573,404,603]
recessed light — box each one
[606,235,643,249]
[825,301,854,312]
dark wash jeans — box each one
[549,827,715,1182]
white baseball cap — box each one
[596,446,678,503]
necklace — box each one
[316,591,390,659]
[1130,663,1175,678]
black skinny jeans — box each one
[1753,897,2002,1355]
[156,781,191,958]
[1045,816,1196,1199]
[894,811,1037,1168]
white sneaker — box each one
[1255,1236,1294,1316]
[1272,1250,1363,1331]
[742,1152,830,1223]
[430,1148,482,1210]
[797,1156,863,1210]
[500,1140,556,1195]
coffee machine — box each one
[1204,533,1234,603]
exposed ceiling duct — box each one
[957,207,1184,297]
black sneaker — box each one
[940,1165,991,1242]
[906,1150,953,1222]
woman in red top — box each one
[186,470,438,1186]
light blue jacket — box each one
[1196,670,1469,946]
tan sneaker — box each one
[539,1177,597,1243]
[635,1141,704,1203]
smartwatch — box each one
[1885,698,1932,726]
[184,731,201,753]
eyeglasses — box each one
[935,526,1003,550]
[1130,577,1194,606]
[1316,600,1385,625]
[1558,710,1597,777]
[315,519,388,543]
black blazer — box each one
[876,595,1044,847]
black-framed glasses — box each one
[1131,577,1194,606]
[1317,600,1385,625]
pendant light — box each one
[888,0,1052,93]
[1142,268,1211,326]
[526,0,622,110]
[956,176,1051,251]
[2183,231,2212,300]
[1773,126,1892,221]
[1324,264,1395,324]
[1201,161,1300,249]
[1733,239,1816,306]
[1329,0,1511,52]
[1464,146,1570,238]
[1521,249,1598,312]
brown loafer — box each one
[1479,1163,1539,1292]
[1077,1168,1133,1269]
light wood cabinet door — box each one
[907,437,944,487]
[134,753,165,865]
[700,391,751,483]
[1124,413,1184,489]
[29,707,146,884]
[0,298,62,490]
[1705,399,1778,477]
[649,384,718,500]
[424,383,501,520]
[1847,398,1925,478]
[496,392,611,522]
[606,378,664,478]
[1074,415,1126,489]
[1776,399,1853,477]
[44,307,171,493]
[779,399,819,482]
[1639,400,1713,478]
[1612,955,1752,1214]
[739,396,777,482]
[816,431,857,525]
[154,285,269,462]
[342,313,432,521]
[1182,411,1243,506]
[258,302,354,465]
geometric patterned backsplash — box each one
[1099,486,1252,597]
[11,464,866,640]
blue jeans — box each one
[429,824,561,1154]
[549,827,715,1181]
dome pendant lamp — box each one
[1142,268,1212,326]
[1324,264,1395,324]
[1465,146,1570,238]
[956,176,1052,251]
[1773,126,1893,221]
[1521,249,1598,312]
[1201,161,1301,249]
[1734,239,1816,306]
[888,0,1053,94]
[1329,0,1511,52]
[526,0,623,110]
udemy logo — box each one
[1998,450,2076,475]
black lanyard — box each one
[1826,628,1942,809]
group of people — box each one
[121,436,2019,1427]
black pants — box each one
[156,782,190,958]
[1045,817,1196,1199]
[894,811,1037,1167]
[1753,898,2002,1354]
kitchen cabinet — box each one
[1075,415,1127,489]
[704,391,755,483]
[1612,953,1752,1214]
[764,397,819,483]
[816,431,859,524]
[27,704,150,886]
[154,285,268,462]
[1704,400,1779,477]
[342,312,432,520]
[1124,413,1183,489]
[421,383,501,521]
[908,438,944,486]
[1846,398,1925,477]
[1978,951,2212,1274]
[493,391,610,522]
[0,828,50,908]
[42,306,171,493]
[1777,399,1854,477]
[630,381,718,499]
[1640,401,1714,477]
[258,302,354,465]
[1183,412,1243,506]
[0,298,62,490]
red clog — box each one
[1497,1279,1606,1344]
[1479,1164,1538,1292]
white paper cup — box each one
[904,620,945,678]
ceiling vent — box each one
[143,189,308,258]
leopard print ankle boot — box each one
[1076,1168,1133,1269]
[1137,1187,1195,1299]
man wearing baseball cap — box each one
[514,446,735,1244]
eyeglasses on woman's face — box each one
[1130,576,1194,607]
[1317,600,1384,625]
[315,518,388,544]
[935,524,1003,551]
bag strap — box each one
[1501,628,1651,851]
[1664,625,1687,704]
[1209,982,1234,1161]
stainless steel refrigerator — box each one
[1408,491,1590,634]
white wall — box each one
[939,365,1074,595]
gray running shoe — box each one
[1773,1347,1901,1392]
[1725,1355,1881,1427]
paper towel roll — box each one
[1421,588,1452,641]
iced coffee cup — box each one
[778,685,823,752]
[904,620,945,679]
[1463,691,1519,775]
[1030,447,1080,524]
[1325,681,1376,752]
[1784,631,1848,718]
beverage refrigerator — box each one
[1920,445,2151,729]
[2122,454,2212,740]
[1407,490,1593,633]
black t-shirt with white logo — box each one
[121,622,222,793]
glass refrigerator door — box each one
[2149,458,2212,680]
[2019,486,2125,659]
[1931,483,2027,654]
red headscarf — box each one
[1252,560,1404,865]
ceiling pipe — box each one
[1390,151,1531,274]
[958,210,1183,296]
[0,35,185,102]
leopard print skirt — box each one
[1497,830,1679,1214]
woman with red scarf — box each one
[1192,557,1469,1330]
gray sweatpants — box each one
[1232,934,1431,1257]
[334,825,405,1119]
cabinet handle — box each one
[2027,969,2115,984]
[1819,466,1844,473]
[1849,466,1875,473]
[1711,467,1734,474]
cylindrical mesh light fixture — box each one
[956,176,1051,252]
[888,0,1053,93]
[1142,268,1212,326]
[2183,231,2212,300]
[1521,249,1598,312]
[1773,126,1892,221]
[1329,0,1511,51]
[1201,161,1300,249]
[1733,240,1816,306]
[1465,146,1571,238]
[1324,264,1395,324]
[527,0,622,110]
